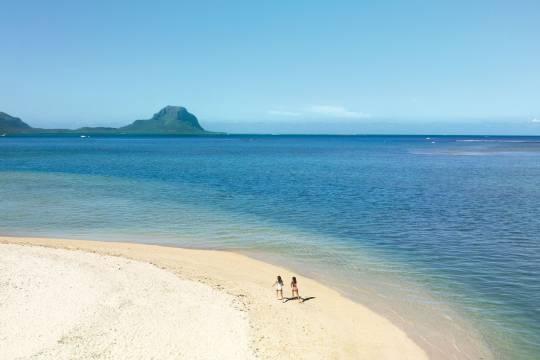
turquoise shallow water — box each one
[1,135,539,359]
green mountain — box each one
[120,106,206,134]
[0,112,33,133]
[0,106,215,135]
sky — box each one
[1,0,539,134]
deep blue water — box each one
[1,135,539,359]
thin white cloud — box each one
[267,105,370,120]
[531,118,540,123]
[307,105,370,119]
[267,110,302,117]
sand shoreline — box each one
[0,236,429,359]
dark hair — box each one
[277,275,283,284]
[292,276,297,284]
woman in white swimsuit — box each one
[272,275,284,300]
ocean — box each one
[1,135,539,359]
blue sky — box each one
[1,0,539,134]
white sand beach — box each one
[0,236,428,359]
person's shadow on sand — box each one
[282,296,316,303]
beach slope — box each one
[0,236,427,359]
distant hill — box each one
[0,112,33,133]
[120,106,206,134]
[0,106,216,135]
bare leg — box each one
[292,289,300,302]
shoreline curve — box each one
[0,235,428,359]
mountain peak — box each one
[122,105,205,133]
[152,106,191,121]
[156,105,187,116]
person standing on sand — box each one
[273,275,284,300]
[291,276,302,303]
